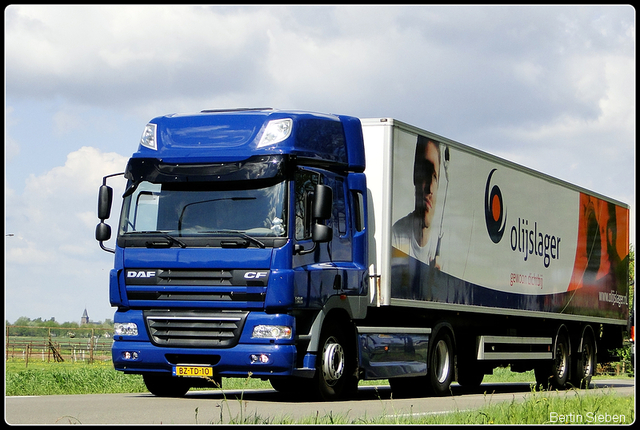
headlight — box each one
[140,123,157,150]
[114,322,138,336]
[257,118,292,148]
[252,325,292,339]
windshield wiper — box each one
[177,197,255,232]
[201,230,265,249]
[126,230,187,248]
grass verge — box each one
[280,390,634,425]
[5,360,146,396]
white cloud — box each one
[5,147,128,323]
[6,146,128,263]
[5,5,274,111]
[5,5,634,134]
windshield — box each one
[118,180,287,246]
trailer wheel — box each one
[143,373,190,397]
[428,331,454,396]
[571,332,596,389]
[535,331,570,390]
[315,322,357,400]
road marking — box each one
[384,409,473,418]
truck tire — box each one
[535,331,570,390]
[427,331,455,396]
[315,322,357,401]
[571,332,596,389]
[143,373,190,397]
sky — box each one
[4,5,636,324]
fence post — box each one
[25,343,31,368]
[90,329,95,364]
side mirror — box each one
[96,182,114,253]
[312,223,332,243]
[313,184,332,220]
[312,184,333,243]
[98,185,113,220]
[95,222,111,242]
[95,172,124,254]
[295,184,334,255]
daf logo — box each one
[127,270,156,278]
[244,271,268,279]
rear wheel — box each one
[535,331,570,390]
[571,332,596,389]
[143,373,190,397]
[428,331,455,396]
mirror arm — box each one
[294,242,317,255]
[99,241,115,254]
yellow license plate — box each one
[172,366,214,378]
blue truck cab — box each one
[96,108,370,399]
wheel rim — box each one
[322,336,344,386]
[555,341,568,379]
[434,339,451,384]
[582,342,594,377]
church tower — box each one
[81,308,89,325]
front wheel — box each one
[315,322,357,401]
[143,373,190,397]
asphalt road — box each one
[5,379,634,425]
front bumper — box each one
[112,309,298,378]
[113,341,297,378]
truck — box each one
[95,108,630,400]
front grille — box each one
[126,269,269,286]
[129,291,265,302]
[145,310,248,348]
[125,268,269,308]
[156,270,234,286]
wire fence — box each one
[5,326,113,365]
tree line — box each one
[6,316,114,337]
